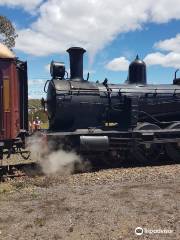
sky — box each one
[0,0,180,98]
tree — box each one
[0,15,18,49]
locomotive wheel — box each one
[132,123,162,163]
[165,123,180,162]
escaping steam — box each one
[0,43,15,58]
[27,134,82,175]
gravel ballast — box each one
[0,162,180,240]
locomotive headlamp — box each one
[50,61,65,79]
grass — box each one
[12,181,27,190]
[28,99,42,109]
[41,122,49,129]
[30,191,39,199]
[34,217,46,227]
[0,179,36,195]
[0,182,14,194]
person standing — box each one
[33,116,41,131]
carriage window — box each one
[3,78,10,112]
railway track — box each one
[0,154,179,181]
[0,162,41,181]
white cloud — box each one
[107,32,180,71]
[16,29,60,56]
[15,0,180,58]
[28,79,46,99]
[29,79,46,85]
[149,0,180,23]
[144,34,180,68]
[144,52,180,68]
[45,64,50,72]
[0,0,43,11]
[106,57,130,71]
[154,34,180,53]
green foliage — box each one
[28,99,48,124]
[29,99,42,109]
[0,15,18,49]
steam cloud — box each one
[0,43,15,58]
[27,134,82,175]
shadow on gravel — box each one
[0,154,179,180]
[80,154,180,173]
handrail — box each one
[44,80,50,93]
[54,88,180,96]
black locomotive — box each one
[42,47,180,163]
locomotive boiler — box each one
[42,47,180,163]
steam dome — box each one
[128,55,147,85]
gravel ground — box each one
[0,157,180,240]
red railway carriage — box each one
[0,57,28,159]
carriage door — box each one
[0,69,4,140]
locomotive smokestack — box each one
[67,47,86,81]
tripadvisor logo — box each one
[135,227,173,236]
[135,227,143,236]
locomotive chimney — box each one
[67,47,86,81]
[128,55,147,85]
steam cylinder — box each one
[128,55,147,84]
[67,47,86,80]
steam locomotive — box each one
[42,47,180,163]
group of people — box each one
[29,116,42,133]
